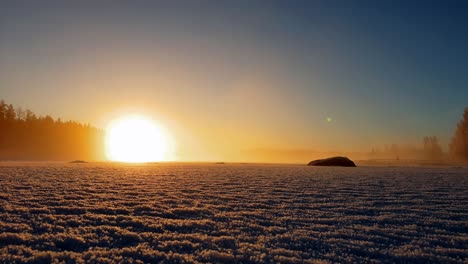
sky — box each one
[1,1,467,162]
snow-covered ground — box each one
[0,164,467,263]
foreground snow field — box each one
[0,164,467,263]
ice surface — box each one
[0,164,467,263]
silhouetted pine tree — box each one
[449,108,468,162]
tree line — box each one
[368,139,443,162]
[450,108,468,163]
[0,100,105,161]
[0,99,467,163]
[368,107,468,163]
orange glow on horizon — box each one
[105,115,175,162]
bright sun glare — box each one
[106,116,171,163]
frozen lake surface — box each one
[0,163,467,263]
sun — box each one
[105,115,172,162]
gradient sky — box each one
[1,1,467,161]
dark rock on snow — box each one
[308,156,356,167]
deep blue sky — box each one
[0,1,467,157]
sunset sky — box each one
[1,1,467,161]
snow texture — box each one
[0,164,467,263]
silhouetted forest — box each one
[450,108,468,162]
[0,100,104,161]
[368,136,444,162]
[368,108,468,164]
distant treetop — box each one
[449,108,468,163]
